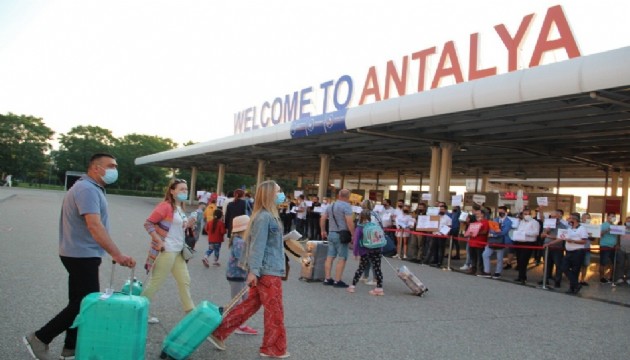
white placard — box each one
[438,225,451,235]
[537,197,548,206]
[557,229,570,240]
[421,193,432,201]
[313,206,324,213]
[459,212,469,222]
[610,225,626,235]
[472,194,486,205]
[508,217,520,229]
[352,205,362,214]
[290,207,297,214]
[512,230,526,241]
[451,195,462,206]
[427,207,440,216]
[216,195,227,207]
[293,190,303,199]
[581,223,601,238]
[283,230,302,241]
[543,218,556,229]
[305,201,313,207]
[416,215,431,230]
[373,204,384,212]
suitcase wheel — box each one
[160,350,169,359]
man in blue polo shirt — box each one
[23,153,136,360]
[320,189,355,288]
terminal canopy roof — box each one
[136,47,630,186]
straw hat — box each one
[232,215,250,233]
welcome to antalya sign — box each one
[233,5,581,138]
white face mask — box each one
[583,219,591,224]
[524,215,532,221]
[610,217,617,223]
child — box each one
[394,205,413,259]
[348,210,385,296]
[226,215,258,335]
[203,209,226,267]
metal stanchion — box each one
[611,246,618,288]
[540,246,550,290]
[445,235,453,271]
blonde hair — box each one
[360,209,372,223]
[243,180,282,241]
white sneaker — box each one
[148,316,159,324]
[459,264,470,271]
[627,279,630,285]
[359,276,368,283]
[365,280,377,286]
[393,255,401,259]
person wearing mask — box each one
[512,208,540,284]
[307,196,322,240]
[449,206,462,260]
[208,181,289,358]
[467,209,489,275]
[141,179,197,324]
[544,214,589,294]
[578,212,593,286]
[295,194,307,239]
[23,153,136,360]
[408,203,427,263]
[479,206,512,279]
[615,216,630,285]
[599,213,619,283]
[539,210,567,288]
[394,205,413,260]
[428,203,452,267]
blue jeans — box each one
[205,242,222,260]
[482,246,505,274]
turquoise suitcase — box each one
[160,286,248,360]
[72,263,149,360]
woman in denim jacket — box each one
[208,180,290,358]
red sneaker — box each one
[235,325,258,335]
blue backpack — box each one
[361,222,386,249]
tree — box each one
[113,134,177,191]
[0,112,54,182]
[55,125,116,181]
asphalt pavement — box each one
[1,187,629,360]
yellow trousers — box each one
[141,251,194,312]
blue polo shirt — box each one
[59,175,109,257]
[600,222,618,248]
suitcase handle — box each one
[109,260,137,296]
[219,285,249,316]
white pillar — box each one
[429,145,441,204]
[297,176,303,189]
[397,170,403,190]
[480,174,489,192]
[256,159,266,188]
[318,154,331,200]
[216,163,226,196]
[438,143,455,202]
[611,172,619,197]
[340,173,345,189]
[622,172,629,221]
[188,166,198,206]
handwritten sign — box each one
[421,193,432,201]
[472,194,486,205]
[543,218,556,229]
[537,197,548,206]
[451,195,462,206]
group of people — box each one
[23,153,290,360]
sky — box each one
[0,0,629,148]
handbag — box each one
[331,203,352,244]
[181,243,196,261]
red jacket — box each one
[469,219,489,249]
[205,219,226,243]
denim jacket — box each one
[241,210,285,278]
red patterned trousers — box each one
[213,275,287,356]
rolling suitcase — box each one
[160,286,248,360]
[300,240,328,281]
[383,257,428,296]
[72,262,149,360]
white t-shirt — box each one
[396,214,413,229]
[164,207,186,252]
[379,206,396,227]
[198,191,211,204]
[565,226,589,251]
[296,201,307,220]
[439,214,453,227]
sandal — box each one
[369,288,384,296]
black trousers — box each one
[563,249,585,290]
[36,256,101,349]
[513,241,533,280]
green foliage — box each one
[54,125,117,181]
[112,134,176,192]
[0,113,54,181]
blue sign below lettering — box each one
[290,108,348,139]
